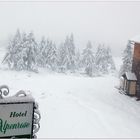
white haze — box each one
[0,1,140,56]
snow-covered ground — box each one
[0,50,140,138]
[0,68,140,138]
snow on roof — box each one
[0,94,35,103]
[130,35,140,44]
[125,72,137,81]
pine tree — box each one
[95,44,116,74]
[57,43,68,72]
[16,32,27,70]
[64,34,76,71]
[3,29,22,70]
[75,49,81,70]
[3,30,116,76]
[57,34,76,72]
[3,30,38,71]
[46,41,58,71]
[37,36,47,67]
[82,41,95,76]
[106,47,116,71]
[67,34,76,71]
[21,32,38,71]
[95,44,108,73]
[119,41,133,77]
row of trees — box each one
[3,30,116,76]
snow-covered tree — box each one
[3,30,38,71]
[105,47,116,71]
[58,34,76,72]
[15,32,27,70]
[45,41,58,71]
[66,34,76,71]
[63,34,76,71]
[21,32,38,71]
[95,44,108,73]
[3,29,22,69]
[82,41,96,76]
[57,43,68,72]
[75,49,81,70]
[95,44,115,74]
[37,36,47,67]
[119,41,133,77]
[3,29,116,76]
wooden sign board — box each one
[0,94,35,138]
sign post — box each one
[0,85,41,138]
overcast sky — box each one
[0,1,140,56]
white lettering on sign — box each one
[0,103,33,137]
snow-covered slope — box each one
[0,47,139,138]
[0,69,140,138]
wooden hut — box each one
[120,35,140,97]
[130,36,140,97]
[120,72,137,96]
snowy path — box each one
[0,70,140,138]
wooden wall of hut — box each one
[129,81,136,95]
[132,42,140,97]
[132,42,140,82]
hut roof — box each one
[125,72,137,81]
[130,35,140,44]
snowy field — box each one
[0,65,140,138]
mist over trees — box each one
[3,29,116,77]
